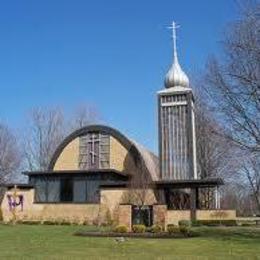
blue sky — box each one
[0,0,237,153]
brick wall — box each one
[153,205,167,230]
[118,204,132,231]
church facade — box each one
[0,22,236,228]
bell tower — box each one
[158,21,197,180]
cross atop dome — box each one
[164,21,190,89]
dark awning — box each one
[23,169,129,179]
[155,178,224,189]
[0,183,34,189]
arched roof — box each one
[48,124,159,181]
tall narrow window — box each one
[79,132,110,170]
[60,179,73,202]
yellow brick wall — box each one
[1,188,103,224]
[166,210,191,225]
[100,188,126,214]
[53,138,79,171]
[52,135,136,174]
[196,210,236,220]
[109,136,136,173]
[118,205,132,231]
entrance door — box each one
[132,205,153,227]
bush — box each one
[151,224,162,233]
[21,220,41,225]
[132,224,146,233]
[0,208,3,221]
[179,226,190,236]
[191,220,203,227]
[43,220,58,225]
[113,225,128,233]
[145,226,152,232]
[178,220,191,227]
[167,224,179,234]
[59,221,72,225]
[192,220,237,227]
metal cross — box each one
[88,133,100,164]
[167,21,180,61]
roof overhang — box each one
[155,178,224,189]
[0,183,34,189]
[23,169,129,179]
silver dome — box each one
[164,21,189,89]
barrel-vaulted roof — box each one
[48,124,159,181]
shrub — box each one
[132,224,146,233]
[179,226,190,236]
[191,220,203,227]
[59,220,72,225]
[192,220,237,227]
[178,220,191,227]
[167,224,179,234]
[82,219,90,226]
[241,223,252,227]
[151,224,163,233]
[43,220,57,225]
[113,225,128,233]
[145,226,152,232]
[22,220,41,225]
[0,208,3,221]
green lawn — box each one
[0,224,259,259]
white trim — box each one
[161,101,187,107]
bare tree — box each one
[0,123,21,184]
[23,105,100,171]
[70,104,100,131]
[195,98,235,179]
[203,2,260,213]
[23,108,65,171]
[121,149,155,207]
[241,152,260,213]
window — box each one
[60,179,73,202]
[34,177,47,202]
[32,176,103,203]
[79,132,110,170]
[73,179,87,202]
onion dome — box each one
[164,21,189,88]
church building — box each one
[0,22,236,228]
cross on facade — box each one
[88,133,100,165]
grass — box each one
[0,224,259,259]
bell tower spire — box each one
[164,21,189,89]
[158,21,197,181]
